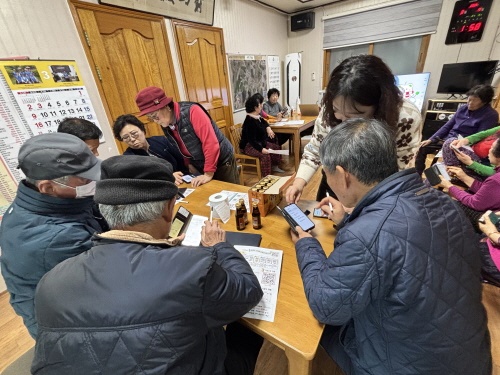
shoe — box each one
[272,166,285,173]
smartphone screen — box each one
[168,206,191,238]
[313,208,329,218]
[489,211,500,226]
[283,204,315,232]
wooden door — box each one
[173,21,233,137]
[70,0,179,153]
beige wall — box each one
[288,0,500,105]
[0,0,118,160]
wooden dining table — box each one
[270,115,317,171]
[181,179,336,375]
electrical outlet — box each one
[311,72,316,81]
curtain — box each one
[323,0,443,49]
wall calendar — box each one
[0,60,103,220]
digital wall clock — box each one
[445,0,493,45]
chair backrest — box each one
[299,104,320,116]
[228,123,243,151]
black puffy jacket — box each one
[32,231,263,374]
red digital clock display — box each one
[445,0,492,45]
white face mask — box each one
[52,180,96,198]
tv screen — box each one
[395,73,430,112]
[437,60,498,94]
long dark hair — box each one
[323,55,403,129]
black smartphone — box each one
[489,211,500,226]
[313,208,329,218]
[278,204,316,234]
[169,206,192,238]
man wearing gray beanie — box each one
[33,155,264,375]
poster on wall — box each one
[99,0,215,26]
[0,60,103,220]
[267,56,281,94]
[228,55,268,112]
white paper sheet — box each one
[175,188,195,204]
[267,149,289,155]
[282,120,304,125]
[235,246,283,322]
[181,215,208,246]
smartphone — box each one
[313,208,329,218]
[181,174,196,183]
[169,206,192,238]
[450,144,463,153]
[489,211,500,226]
[278,204,316,234]
[479,210,492,224]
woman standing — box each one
[286,55,422,203]
[239,95,284,176]
[113,114,187,184]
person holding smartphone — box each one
[289,118,490,375]
[415,85,498,176]
[478,212,500,285]
[441,125,500,180]
[437,138,500,213]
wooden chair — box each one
[228,123,262,181]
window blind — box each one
[323,0,443,49]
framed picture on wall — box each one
[99,0,215,25]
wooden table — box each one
[270,115,317,171]
[182,180,336,375]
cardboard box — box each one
[248,174,295,216]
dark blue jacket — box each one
[296,170,491,374]
[123,135,188,173]
[0,181,103,338]
[32,232,263,374]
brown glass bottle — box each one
[239,199,249,224]
[235,203,245,231]
[252,202,262,229]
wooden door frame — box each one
[68,0,180,127]
[171,19,233,114]
[321,35,431,89]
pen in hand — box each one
[209,206,213,223]
[326,192,334,213]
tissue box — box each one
[248,174,295,217]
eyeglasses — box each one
[146,111,160,121]
[121,131,140,142]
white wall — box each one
[212,0,288,124]
[423,0,500,100]
[0,0,119,160]
[287,0,500,105]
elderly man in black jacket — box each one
[32,156,263,375]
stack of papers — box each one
[236,246,283,322]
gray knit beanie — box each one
[94,155,178,205]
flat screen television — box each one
[437,60,498,94]
[395,73,430,112]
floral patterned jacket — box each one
[296,100,422,182]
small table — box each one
[270,116,317,171]
[183,180,336,375]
